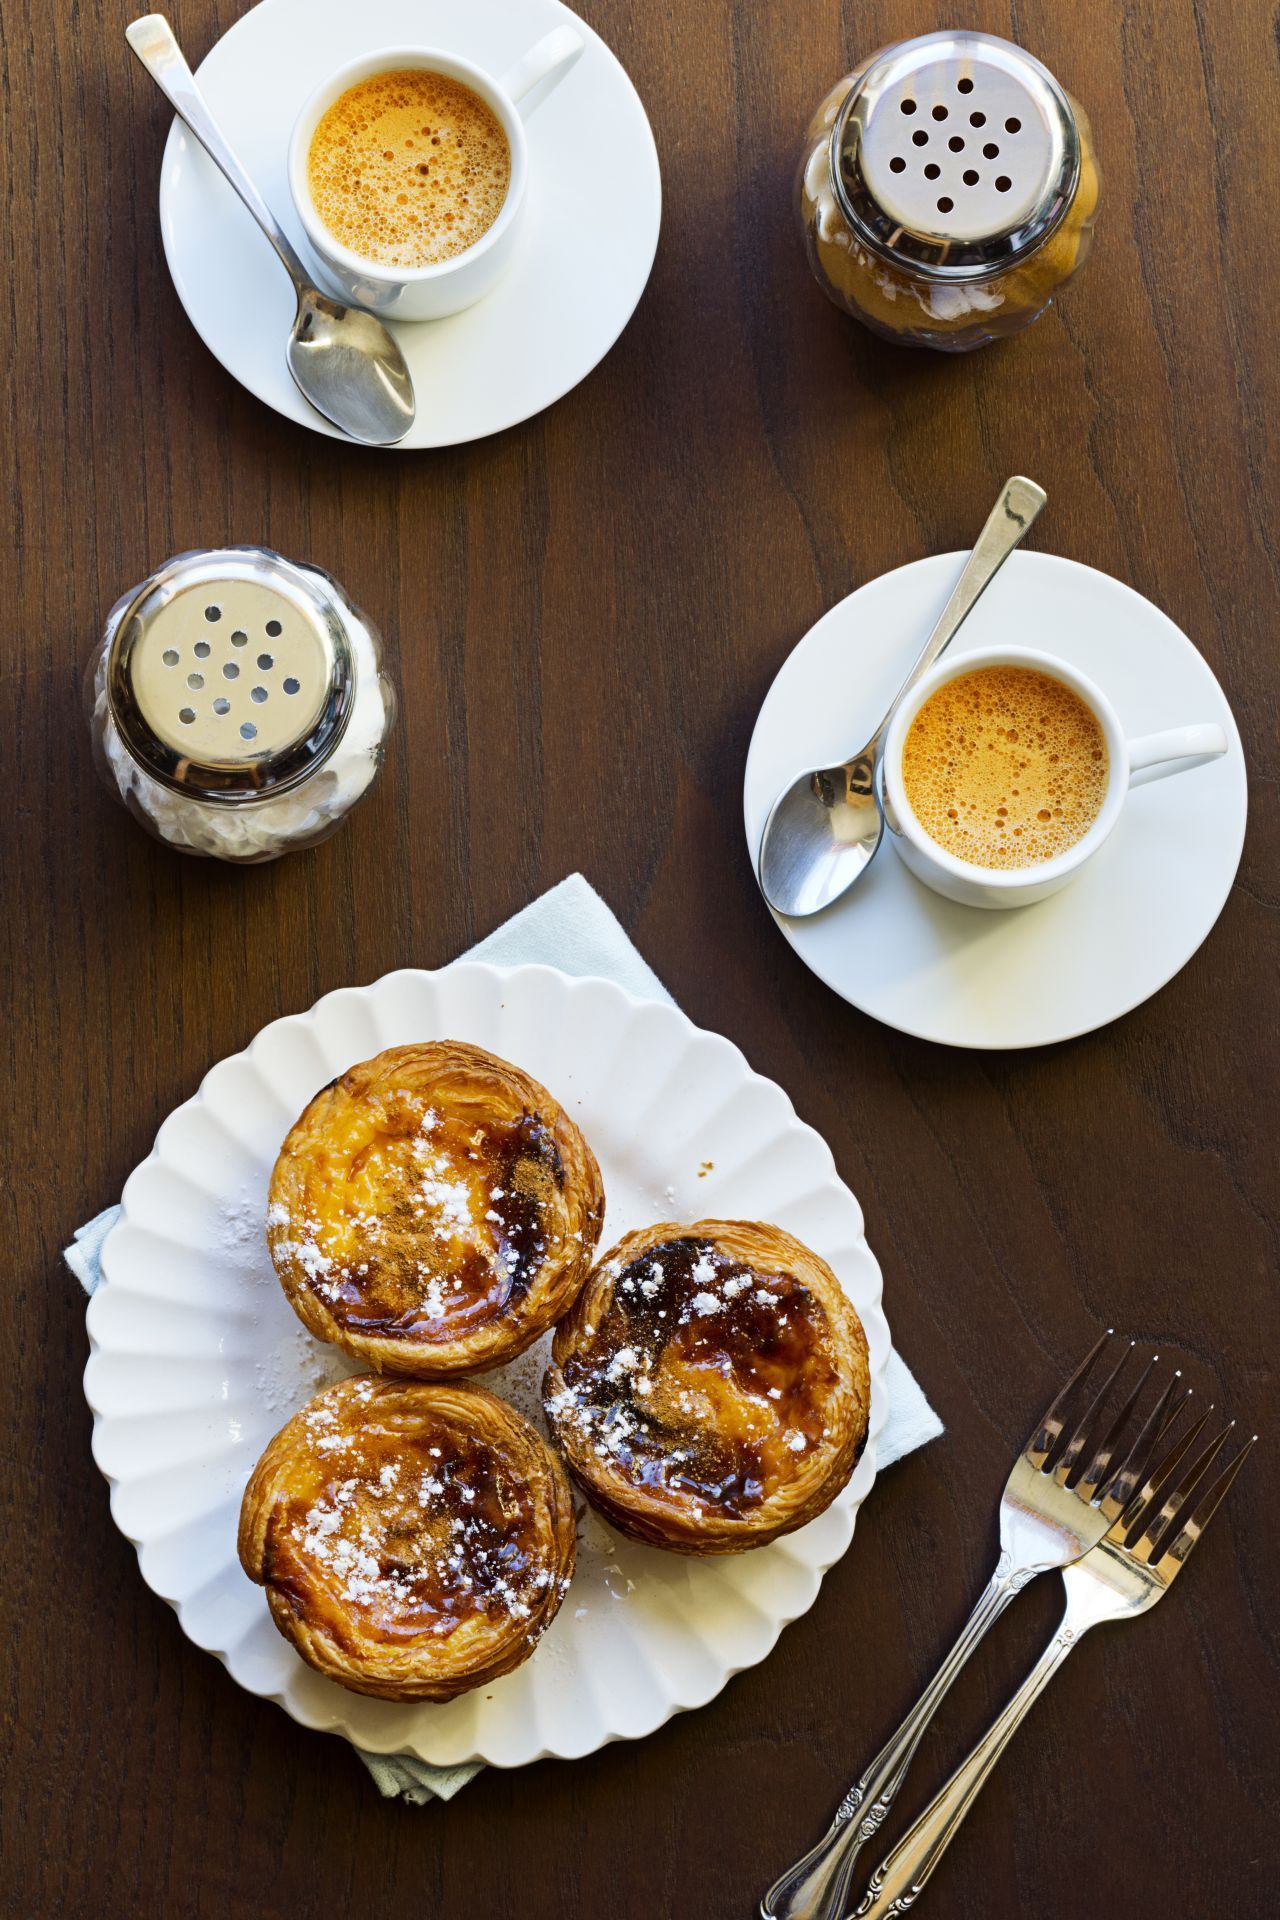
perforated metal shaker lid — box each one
[106,547,357,803]
[831,32,1080,279]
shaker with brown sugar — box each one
[798,31,1099,351]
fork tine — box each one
[1025,1329,1113,1470]
[1054,1340,1136,1486]
[1152,1435,1257,1582]
[1129,1420,1235,1561]
[1101,1376,1191,1518]
[1116,1401,1211,1536]
[1076,1348,1159,1498]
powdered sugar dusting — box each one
[217,1186,275,1272]
[289,1419,567,1633]
[255,1324,353,1415]
[479,1334,629,1611]
[205,1181,356,1418]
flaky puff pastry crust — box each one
[267,1042,605,1376]
[238,1376,577,1701]
[543,1220,870,1554]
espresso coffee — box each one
[901,665,1109,869]
[307,70,511,270]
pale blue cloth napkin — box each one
[69,872,942,1803]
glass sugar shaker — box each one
[798,31,1100,351]
[85,546,396,863]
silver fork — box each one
[761,1334,1178,1920]
[854,1405,1255,1914]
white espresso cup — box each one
[287,28,583,322]
[879,645,1228,910]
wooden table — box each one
[4,1,1276,1913]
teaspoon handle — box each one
[872,475,1047,750]
[126,13,311,297]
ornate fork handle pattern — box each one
[851,1383,1256,1914]
[856,1864,923,1917]
[852,1621,1080,1914]
[832,1787,893,1842]
[762,1334,1206,1920]
[759,1559,1039,1920]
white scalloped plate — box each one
[84,965,889,1767]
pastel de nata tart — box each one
[238,1375,576,1701]
[543,1219,870,1554]
[267,1041,605,1375]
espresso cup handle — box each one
[501,26,584,113]
[1127,723,1228,787]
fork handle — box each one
[760,1564,1032,1920]
[853,1615,1082,1915]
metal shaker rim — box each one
[830,32,1081,281]
[105,546,357,804]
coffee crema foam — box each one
[901,665,1109,869]
[307,71,511,269]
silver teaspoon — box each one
[126,14,416,447]
[756,475,1047,918]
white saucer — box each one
[743,552,1247,1050]
[156,0,661,448]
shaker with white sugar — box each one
[85,546,396,862]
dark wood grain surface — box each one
[3,0,1277,1914]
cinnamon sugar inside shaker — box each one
[799,31,1100,350]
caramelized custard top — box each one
[271,1077,568,1341]
[547,1236,841,1516]
[263,1382,553,1641]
